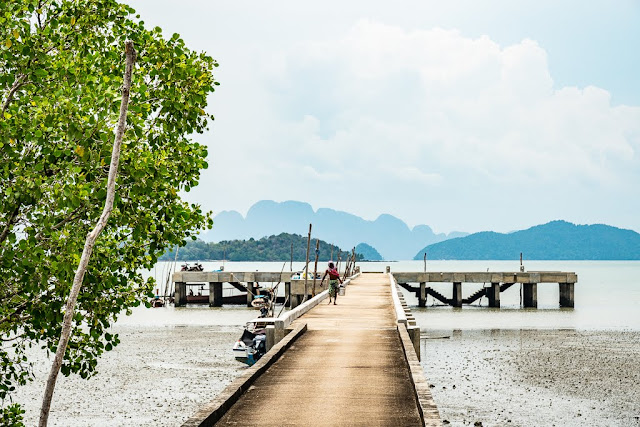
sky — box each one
[124,0,640,234]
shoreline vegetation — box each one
[159,233,367,262]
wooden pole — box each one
[40,41,136,427]
[423,252,427,273]
[312,239,319,297]
[303,224,311,302]
[290,242,293,271]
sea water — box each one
[142,260,640,330]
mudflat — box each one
[422,328,640,426]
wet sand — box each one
[17,325,246,426]
[422,329,640,427]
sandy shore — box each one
[421,329,640,427]
[16,325,246,426]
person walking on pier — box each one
[322,262,343,305]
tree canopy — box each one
[0,1,216,422]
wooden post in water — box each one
[312,239,319,297]
[303,224,312,302]
[423,252,427,273]
[290,242,293,271]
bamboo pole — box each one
[40,41,135,427]
[303,224,311,302]
[312,239,319,297]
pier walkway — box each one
[214,273,439,426]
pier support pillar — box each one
[488,283,500,308]
[209,282,223,307]
[175,282,187,307]
[408,325,421,361]
[284,282,291,307]
[523,283,538,308]
[418,282,426,307]
[452,282,462,307]
[559,282,575,308]
[290,294,301,309]
[246,282,255,307]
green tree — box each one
[0,1,217,423]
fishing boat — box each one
[232,319,269,366]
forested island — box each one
[160,232,368,261]
[414,220,640,260]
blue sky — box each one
[125,0,640,234]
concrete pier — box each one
[172,270,577,309]
[390,271,577,308]
[183,273,440,426]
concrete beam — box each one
[390,271,578,284]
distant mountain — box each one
[414,220,640,260]
[355,243,383,261]
[200,200,467,260]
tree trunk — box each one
[39,41,135,427]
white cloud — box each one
[182,16,640,233]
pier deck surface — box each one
[216,273,425,426]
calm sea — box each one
[137,260,640,331]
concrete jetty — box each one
[182,273,440,426]
[173,269,578,309]
[391,271,577,308]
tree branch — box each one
[2,74,27,114]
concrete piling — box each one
[246,282,255,307]
[452,282,462,307]
[419,282,426,307]
[488,283,500,308]
[209,282,223,307]
[175,282,187,307]
[523,283,538,308]
[559,282,575,307]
